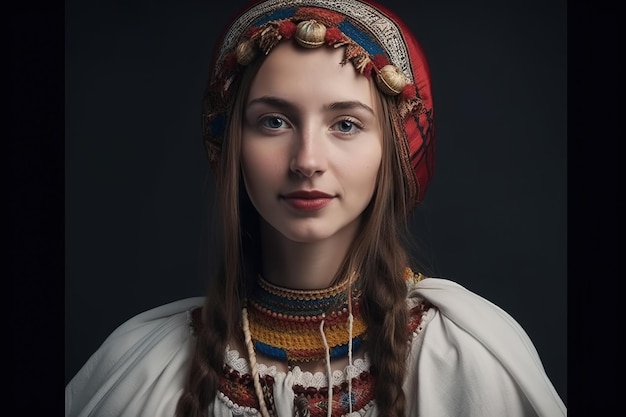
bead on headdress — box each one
[294,19,326,48]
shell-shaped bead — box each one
[375,64,408,95]
[235,39,257,65]
[294,20,327,48]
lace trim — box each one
[218,362,376,417]
[224,344,371,388]
[217,390,261,416]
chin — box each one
[278,220,359,245]
[279,228,333,244]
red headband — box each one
[203,0,435,209]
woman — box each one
[65,1,566,416]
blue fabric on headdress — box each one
[338,20,385,56]
[254,7,298,26]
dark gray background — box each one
[65,0,567,405]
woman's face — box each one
[240,41,383,245]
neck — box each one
[259,219,359,290]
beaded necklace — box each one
[236,269,430,417]
[242,272,363,417]
[245,274,366,366]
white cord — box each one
[242,307,271,417]
[319,315,333,417]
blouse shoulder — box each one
[65,297,205,417]
[404,276,566,417]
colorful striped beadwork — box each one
[247,275,367,364]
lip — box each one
[283,190,334,199]
[281,190,335,211]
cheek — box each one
[359,145,383,180]
[241,161,260,199]
[338,148,382,198]
[362,162,381,195]
[362,149,383,195]
[241,144,279,199]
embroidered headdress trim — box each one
[217,0,413,82]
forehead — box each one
[247,41,375,106]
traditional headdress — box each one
[203,0,435,209]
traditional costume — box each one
[66,1,566,415]
[66,272,566,416]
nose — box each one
[289,128,327,178]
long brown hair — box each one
[176,51,414,417]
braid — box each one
[175,59,260,417]
[354,90,412,417]
[361,252,409,417]
[175,274,233,417]
[345,198,410,417]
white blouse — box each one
[65,278,566,417]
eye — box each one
[260,116,288,130]
[331,118,362,135]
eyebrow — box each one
[326,100,375,116]
[246,96,297,113]
[246,96,375,116]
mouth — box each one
[282,190,334,199]
[281,190,335,211]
